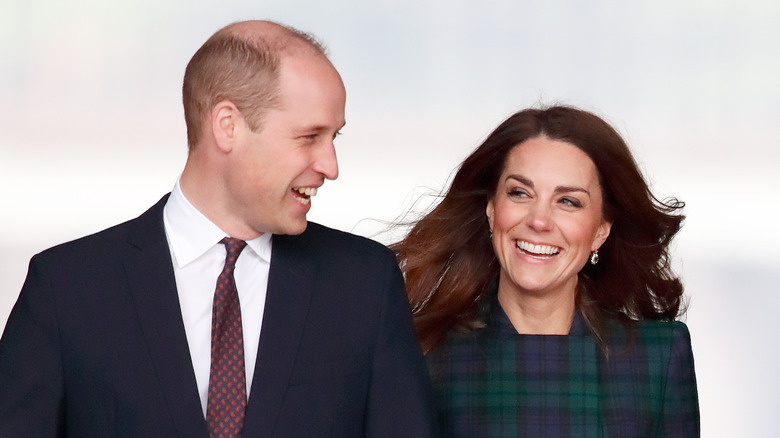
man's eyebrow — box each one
[297,121,346,133]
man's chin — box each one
[279,219,308,236]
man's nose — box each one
[313,140,339,180]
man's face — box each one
[225,53,346,237]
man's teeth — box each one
[293,187,317,205]
[517,240,559,256]
[294,187,317,197]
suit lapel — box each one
[242,231,316,436]
[123,195,209,438]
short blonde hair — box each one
[182,22,326,148]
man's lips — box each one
[292,186,318,205]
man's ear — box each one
[210,101,242,153]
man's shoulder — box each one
[274,222,396,273]
[295,221,392,256]
[33,195,168,262]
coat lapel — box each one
[242,231,316,436]
[123,195,210,438]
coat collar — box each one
[486,293,589,337]
[242,230,317,435]
[123,195,210,438]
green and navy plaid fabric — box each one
[426,300,699,437]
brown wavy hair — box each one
[392,105,686,352]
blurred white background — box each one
[1,0,778,435]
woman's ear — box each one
[592,219,612,251]
[486,199,494,233]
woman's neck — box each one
[497,282,576,335]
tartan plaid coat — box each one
[426,299,700,437]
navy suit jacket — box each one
[0,195,438,437]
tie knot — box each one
[220,237,247,268]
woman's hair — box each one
[392,105,685,352]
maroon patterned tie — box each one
[207,237,248,438]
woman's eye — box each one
[561,197,583,208]
[508,188,528,198]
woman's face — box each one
[486,136,611,300]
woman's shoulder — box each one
[629,319,691,342]
[427,326,484,357]
[424,326,488,384]
[605,318,692,356]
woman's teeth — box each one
[517,240,559,258]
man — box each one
[0,21,438,437]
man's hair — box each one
[182,22,326,149]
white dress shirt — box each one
[163,179,272,417]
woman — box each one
[393,106,699,437]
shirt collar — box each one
[164,178,272,267]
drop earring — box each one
[590,250,599,265]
